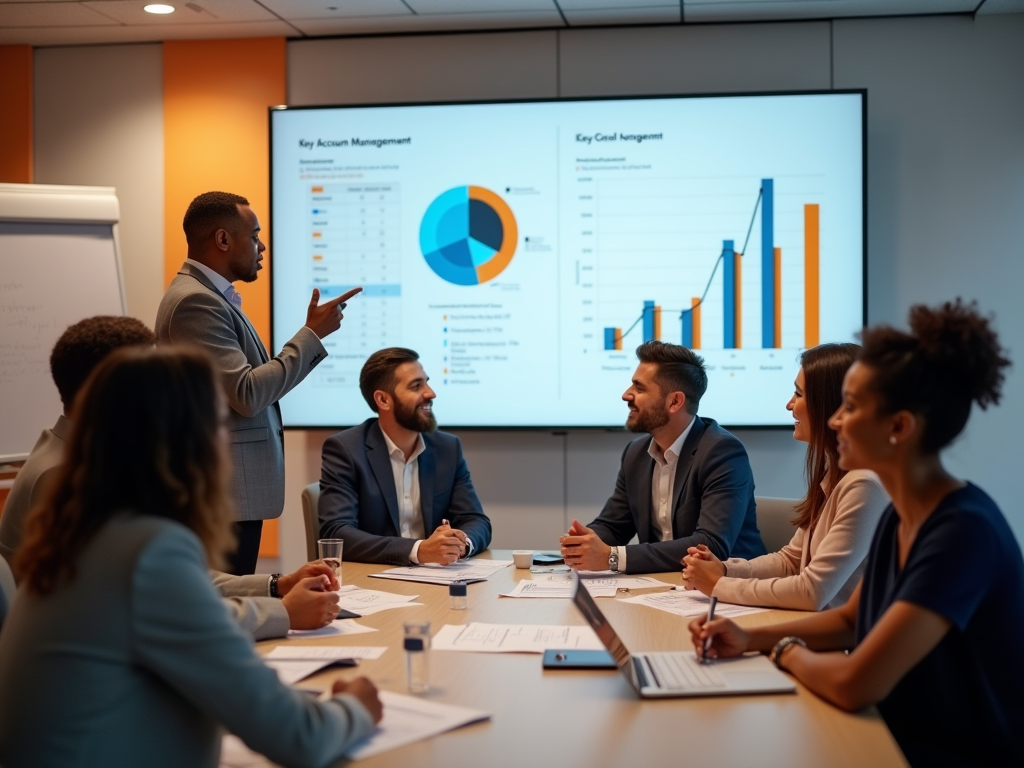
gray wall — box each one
[34,44,165,328]
[28,15,1024,573]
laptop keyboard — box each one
[644,652,727,690]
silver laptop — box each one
[571,571,796,699]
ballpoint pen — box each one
[701,596,718,664]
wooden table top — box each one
[257,551,907,768]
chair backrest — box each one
[300,482,321,563]
[0,554,17,630]
[755,496,800,554]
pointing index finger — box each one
[325,286,363,306]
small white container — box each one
[512,550,534,569]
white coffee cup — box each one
[512,550,534,569]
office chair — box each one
[754,496,799,554]
[300,482,321,563]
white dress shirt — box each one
[184,258,243,309]
[380,429,427,564]
[616,416,697,573]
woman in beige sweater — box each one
[681,343,888,611]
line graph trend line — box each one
[613,187,763,344]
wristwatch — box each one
[769,636,807,670]
[608,546,619,573]
[269,573,282,598]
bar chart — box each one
[600,178,821,354]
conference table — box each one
[255,551,908,768]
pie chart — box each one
[420,186,518,286]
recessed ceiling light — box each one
[144,4,176,13]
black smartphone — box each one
[542,649,617,669]
[335,608,362,620]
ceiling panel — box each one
[563,5,681,24]
[407,0,557,11]
[684,0,977,23]
[0,18,294,43]
[83,0,276,24]
[289,8,564,35]
[0,1,114,24]
[558,0,677,8]
[258,0,411,21]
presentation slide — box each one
[271,92,864,428]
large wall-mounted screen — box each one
[271,92,864,428]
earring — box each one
[889,436,897,445]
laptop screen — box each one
[570,571,632,672]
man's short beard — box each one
[626,402,670,434]
[394,397,437,433]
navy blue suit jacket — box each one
[318,419,492,565]
[588,417,766,574]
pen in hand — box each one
[700,596,718,664]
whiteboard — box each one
[0,184,125,462]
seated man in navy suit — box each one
[559,341,766,574]
[319,348,492,565]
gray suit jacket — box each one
[319,419,492,565]
[588,417,766,573]
[0,418,289,640]
[0,516,373,768]
[155,262,327,520]
[0,416,70,563]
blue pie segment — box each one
[420,186,517,286]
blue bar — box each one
[642,300,655,343]
[681,310,693,349]
[722,240,735,348]
[761,179,774,349]
[604,327,617,351]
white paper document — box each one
[432,622,604,653]
[219,692,488,766]
[265,646,387,661]
[335,585,423,615]
[500,577,617,599]
[288,619,378,638]
[369,558,512,586]
[265,659,336,686]
[581,575,675,591]
[621,590,769,618]
[346,691,490,760]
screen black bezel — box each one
[269,88,867,432]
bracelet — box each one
[769,636,807,670]
[269,573,282,598]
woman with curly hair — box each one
[689,300,1023,766]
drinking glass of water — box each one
[317,538,344,587]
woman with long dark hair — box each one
[689,300,1023,765]
[0,346,381,768]
[681,343,889,610]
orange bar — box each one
[691,297,701,349]
[311,185,324,193]
[312,254,323,261]
[805,204,820,348]
[734,252,742,349]
[0,46,33,183]
[614,328,622,351]
[774,247,782,348]
[654,305,662,341]
[312,232,322,238]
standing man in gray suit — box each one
[559,341,765,574]
[156,191,361,574]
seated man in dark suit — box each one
[319,347,492,566]
[559,341,765,574]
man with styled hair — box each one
[156,191,361,574]
[0,315,344,639]
[559,340,765,574]
[318,347,492,565]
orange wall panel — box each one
[0,46,33,183]
[163,38,286,558]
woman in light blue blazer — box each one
[0,346,382,768]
